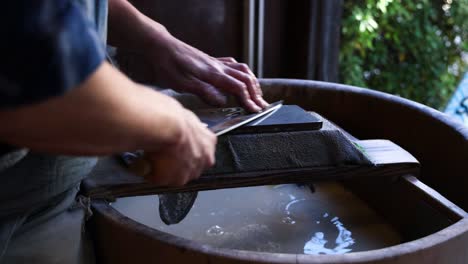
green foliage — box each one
[340,0,468,109]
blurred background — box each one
[116,0,467,112]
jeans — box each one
[0,151,97,264]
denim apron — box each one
[0,0,107,263]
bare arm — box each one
[0,62,216,185]
[107,0,268,112]
[107,0,166,52]
[0,62,179,155]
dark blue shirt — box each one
[0,0,106,109]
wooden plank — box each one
[83,139,419,199]
[401,175,467,222]
[358,139,419,165]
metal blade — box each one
[210,101,283,136]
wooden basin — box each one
[89,79,468,264]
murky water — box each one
[111,183,401,254]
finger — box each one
[183,148,204,182]
[189,161,205,182]
[222,63,269,108]
[224,67,269,109]
[162,157,194,186]
[223,62,255,76]
[202,131,217,169]
[192,146,214,181]
[189,119,217,170]
[217,57,237,63]
[205,72,261,112]
[184,112,217,172]
[173,171,192,186]
[148,150,193,186]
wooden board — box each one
[82,139,419,199]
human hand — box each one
[148,34,269,112]
[145,108,217,186]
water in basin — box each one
[111,183,401,254]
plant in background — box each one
[340,0,467,109]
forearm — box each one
[107,0,170,53]
[0,62,184,155]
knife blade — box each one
[209,100,283,136]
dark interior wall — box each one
[263,0,343,81]
[263,0,311,79]
[117,0,245,83]
[117,0,342,84]
[129,0,244,59]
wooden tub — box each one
[89,79,468,264]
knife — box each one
[125,101,283,224]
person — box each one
[0,0,268,263]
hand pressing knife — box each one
[122,101,283,225]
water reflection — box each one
[206,225,224,236]
[303,216,355,255]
